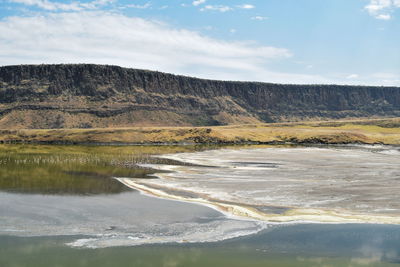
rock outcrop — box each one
[0,64,399,129]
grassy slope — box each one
[0,117,399,145]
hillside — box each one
[0,64,399,129]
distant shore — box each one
[0,117,399,145]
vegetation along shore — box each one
[1,117,399,145]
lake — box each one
[1,144,399,266]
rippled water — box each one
[1,144,400,266]
[124,145,400,224]
[2,224,400,266]
[0,144,221,195]
[0,144,266,248]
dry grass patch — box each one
[0,117,399,145]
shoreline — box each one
[115,145,400,226]
[117,177,400,226]
[1,142,400,252]
[0,117,399,145]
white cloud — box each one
[200,5,232,12]
[336,72,400,86]
[229,28,236,34]
[9,0,114,11]
[198,3,254,12]
[364,0,400,20]
[346,74,359,79]
[10,0,80,11]
[237,4,255,9]
[376,13,391,19]
[0,12,329,84]
[80,0,114,9]
[373,72,399,79]
[251,16,267,21]
[3,11,395,85]
[365,0,391,12]
[192,0,206,6]
[125,3,151,9]
[371,72,400,85]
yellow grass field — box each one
[0,117,399,145]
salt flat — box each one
[122,145,400,224]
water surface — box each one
[1,144,400,266]
[125,145,400,223]
[2,224,400,266]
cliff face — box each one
[0,64,399,129]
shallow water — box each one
[0,144,211,194]
[0,191,264,248]
[126,145,400,223]
[1,144,400,266]
[0,144,265,248]
[2,224,400,266]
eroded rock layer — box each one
[0,64,399,129]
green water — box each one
[1,144,400,266]
[2,224,400,267]
[0,144,210,194]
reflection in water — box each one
[1,144,400,266]
[131,145,400,223]
[0,144,212,195]
[1,224,400,267]
[0,191,263,246]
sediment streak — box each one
[116,146,400,225]
[116,177,400,225]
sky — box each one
[0,0,399,85]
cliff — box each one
[0,64,399,129]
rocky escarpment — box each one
[0,64,399,129]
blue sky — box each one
[0,0,399,85]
